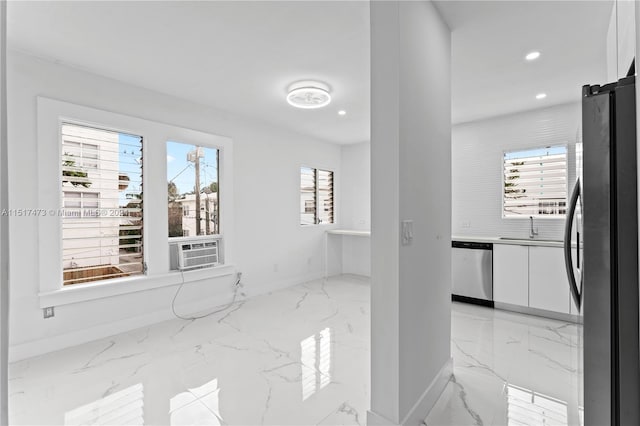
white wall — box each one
[607,0,636,81]
[7,50,341,360]
[339,141,371,276]
[452,102,581,241]
[0,2,9,422]
[369,1,451,424]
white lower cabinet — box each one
[528,246,571,314]
[493,244,529,306]
[493,244,573,316]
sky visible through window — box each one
[167,141,218,194]
[118,133,143,207]
[504,145,565,161]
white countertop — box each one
[452,235,565,248]
[327,229,371,237]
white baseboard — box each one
[493,301,582,324]
[9,289,236,362]
[367,409,398,426]
[366,358,453,426]
[401,357,453,425]
[9,270,327,363]
[336,273,371,280]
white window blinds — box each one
[61,123,144,286]
[300,167,317,225]
[317,169,334,224]
[503,146,567,217]
[300,167,334,225]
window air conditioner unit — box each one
[177,238,219,270]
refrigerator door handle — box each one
[564,178,582,311]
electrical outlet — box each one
[43,306,55,319]
[462,221,471,228]
[401,220,414,246]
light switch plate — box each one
[401,220,413,246]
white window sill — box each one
[38,264,235,308]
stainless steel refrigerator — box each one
[564,75,640,426]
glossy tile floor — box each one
[9,275,582,425]
[9,276,370,425]
[426,303,583,426]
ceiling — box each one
[7,1,617,141]
[435,0,615,124]
[7,1,371,145]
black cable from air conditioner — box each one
[171,270,244,320]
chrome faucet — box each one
[529,216,539,239]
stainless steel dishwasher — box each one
[451,241,493,307]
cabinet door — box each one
[529,246,571,314]
[493,245,529,306]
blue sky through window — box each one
[504,145,566,161]
[167,141,219,195]
[118,133,143,208]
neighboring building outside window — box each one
[63,140,99,169]
[63,191,99,218]
[300,166,334,225]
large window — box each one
[503,145,567,218]
[167,141,219,237]
[300,167,334,225]
[38,97,235,305]
[61,123,143,286]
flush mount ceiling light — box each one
[536,93,547,100]
[286,81,331,109]
[526,51,541,61]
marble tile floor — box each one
[9,275,582,425]
[426,303,583,426]
[9,276,370,426]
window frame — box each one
[501,143,568,219]
[37,97,235,308]
[37,105,150,296]
[300,165,335,226]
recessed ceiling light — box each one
[338,110,346,116]
[526,51,541,61]
[536,93,547,100]
[286,81,331,109]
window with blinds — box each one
[61,123,144,286]
[300,167,334,225]
[503,145,567,218]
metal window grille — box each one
[300,167,334,225]
[503,146,567,217]
[61,123,144,286]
